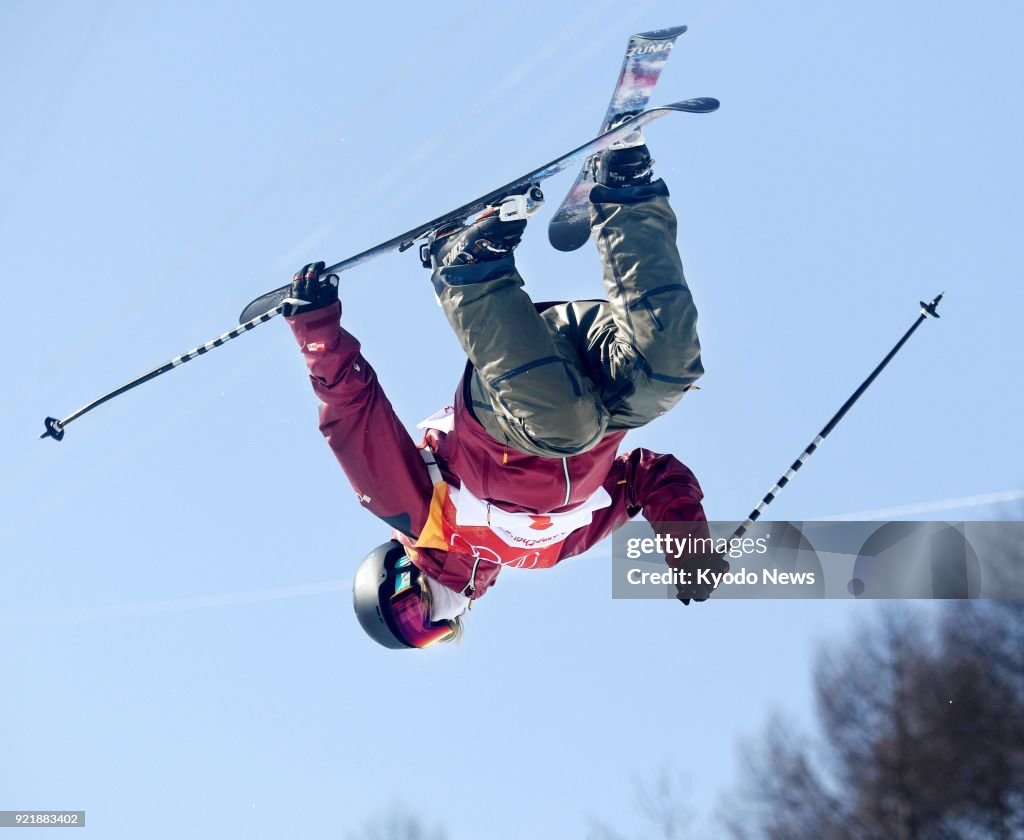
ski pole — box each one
[731,293,944,539]
[39,296,308,442]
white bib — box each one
[450,481,612,551]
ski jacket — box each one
[288,301,707,598]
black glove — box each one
[283,261,339,316]
[675,552,730,606]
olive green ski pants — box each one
[431,179,703,458]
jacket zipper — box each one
[462,555,482,596]
[466,457,569,593]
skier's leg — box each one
[428,219,609,458]
[585,165,704,428]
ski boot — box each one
[420,185,543,270]
[593,113,655,189]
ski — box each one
[238,96,719,323]
[548,25,688,253]
[41,97,719,442]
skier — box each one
[285,132,725,649]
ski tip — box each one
[548,220,591,252]
[635,24,687,41]
[40,416,65,442]
[239,288,289,324]
[668,97,720,114]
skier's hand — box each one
[284,261,339,316]
[674,551,730,606]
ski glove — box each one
[284,261,339,316]
[675,552,730,606]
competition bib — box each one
[413,475,611,569]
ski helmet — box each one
[352,541,458,650]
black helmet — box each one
[352,541,458,650]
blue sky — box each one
[2,1,1022,837]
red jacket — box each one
[288,301,707,598]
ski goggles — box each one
[389,564,456,649]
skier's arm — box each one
[622,448,708,527]
[560,448,725,602]
[285,277,433,538]
[561,448,707,553]
[617,448,728,602]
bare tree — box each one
[346,809,448,840]
[930,602,1024,839]
[587,766,697,840]
[720,716,850,840]
[717,602,1024,839]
